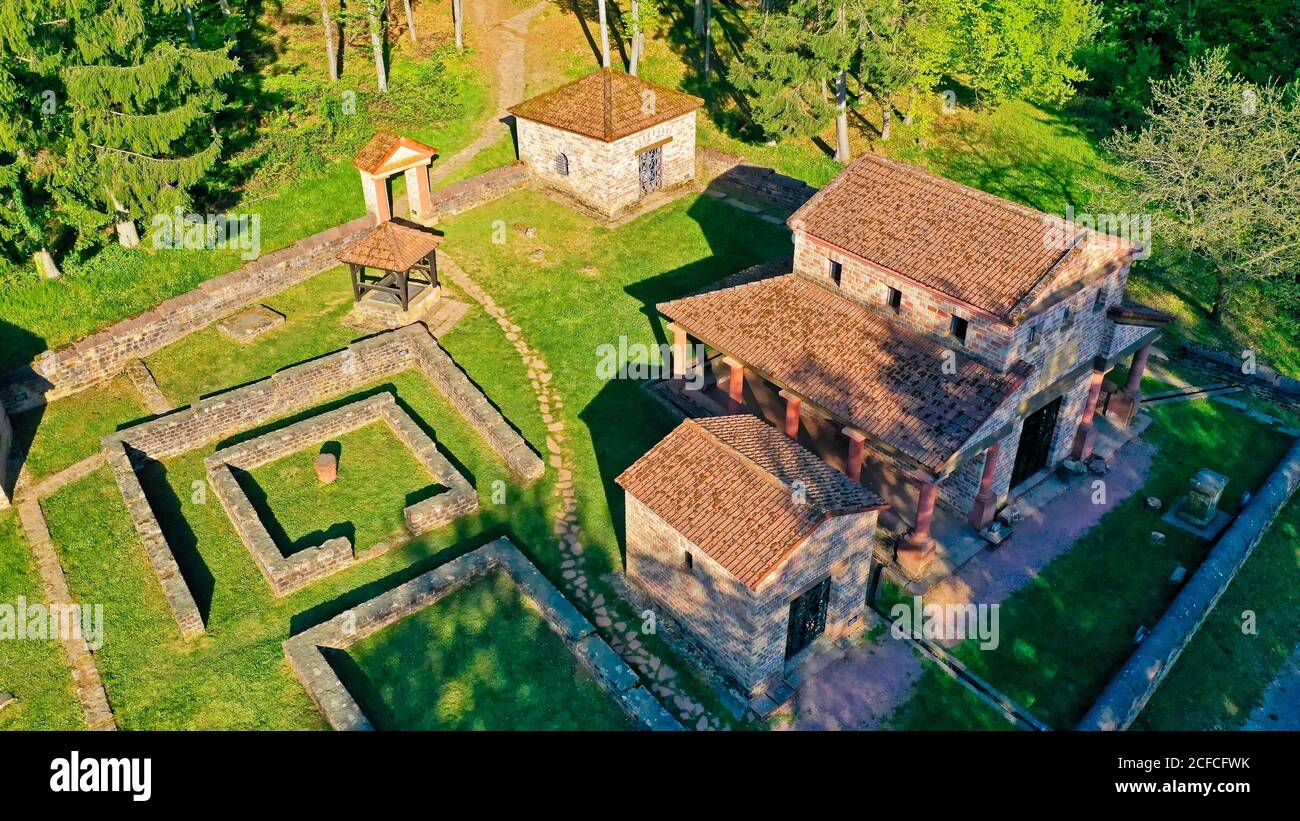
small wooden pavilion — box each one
[354,131,439,225]
[336,218,442,312]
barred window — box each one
[554,152,569,176]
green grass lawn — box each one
[8,376,150,483]
[1134,494,1300,730]
[240,421,439,554]
[888,399,1294,729]
[0,511,84,731]
[144,266,358,406]
[332,570,633,730]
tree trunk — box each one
[184,4,197,44]
[694,0,703,34]
[218,0,231,14]
[111,194,139,248]
[453,0,463,51]
[629,0,641,76]
[879,93,891,141]
[835,71,850,162]
[1209,273,1228,325]
[34,248,61,280]
[703,0,712,81]
[404,0,416,42]
[321,0,339,81]
[369,8,388,93]
[598,0,610,68]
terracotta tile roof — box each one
[1108,299,1174,326]
[617,415,884,590]
[336,219,441,272]
[788,154,1133,322]
[660,274,1031,471]
[508,68,703,142]
[353,131,438,174]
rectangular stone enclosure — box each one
[205,393,478,596]
[102,325,544,637]
[283,538,682,731]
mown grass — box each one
[333,570,633,730]
[8,377,149,483]
[1134,494,1300,730]
[242,421,440,555]
[0,511,84,730]
[889,399,1293,729]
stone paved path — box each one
[1246,642,1300,730]
[440,253,721,729]
[791,433,1157,730]
[16,499,116,730]
[427,2,545,187]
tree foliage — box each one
[1105,50,1300,326]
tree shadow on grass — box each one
[135,454,216,625]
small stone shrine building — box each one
[354,131,438,225]
[617,415,886,699]
[509,68,703,219]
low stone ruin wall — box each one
[1,164,534,415]
[204,393,478,596]
[102,325,542,634]
[1078,437,1300,730]
[283,537,682,731]
[695,147,819,213]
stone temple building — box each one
[652,153,1171,582]
[509,68,703,219]
[617,415,885,700]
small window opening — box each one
[684,551,694,571]
[554,152,570,176]
[828,259,843,286]
[950,315,969,345]
[887,287,903,313]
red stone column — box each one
[1070,368,1107,459]
[723,357,745,407]
[1110,343,1152,427]
[842,427,866,482]
[361,172,391,226]
[668,323,689,380]
[779,390,802,439]
[406,165,433,219]
[899,479,938,576]
[967,443,1001,530]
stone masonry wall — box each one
[1,166,534,415]
[696,147,819,212]
[625,494,877,695]
[517,113,696,219]
[103,326,541,632]
[284,537,682,730]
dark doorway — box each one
[785,577,833,660]
[1010,396,1062,489]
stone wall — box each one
[1079,437,1300,731]
[517,113,696,219]
[204,393,477,596]
[283,537,682,730]
[0,402,11,509]
[696,148,818,212]
[625,494,877,695]
[1,166,534,415]
[103,326,541,632]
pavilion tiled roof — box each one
[336,219,441,272]
[659,274,1031,471]
[353,131,437,174]
[1108,299,1175,326]
[508,68,703,142]
[616,415,885,590]
[788,154,1134,322]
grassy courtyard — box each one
[891,398,1294,730]
[240,421,442,555]
[332,571,633,730]
[8,376,150,483]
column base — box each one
[897,534,936,578]
[1108,391,1141,427]
[967,492,997,530]
[1070,422,1097,460]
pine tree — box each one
[60,29,236,247]
[729,10,834,142]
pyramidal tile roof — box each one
[336,219,441,272]
[788,153,1135,322]
[617,415,884,590]
[508,68,703,142]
